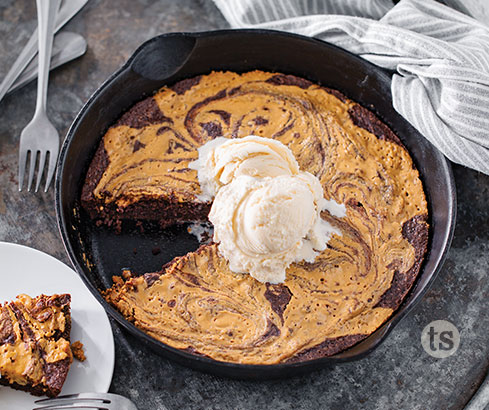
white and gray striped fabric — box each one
[213,0,489,175]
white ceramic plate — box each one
[0,242,115,410]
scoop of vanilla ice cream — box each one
[209,174,341,284]
[189,135,299,201]
[191,135,345,284]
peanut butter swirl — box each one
[0,294,72,390]
[99,71,429,364]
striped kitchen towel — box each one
[213,0,489,175]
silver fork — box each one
[18,0,61,192]
[33,392,139,410]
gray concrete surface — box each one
[1,1,488,409]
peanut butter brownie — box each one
[0,294,73,397]
[83,71,428,364]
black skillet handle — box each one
[85,33,198,133]
[129,33,197,81]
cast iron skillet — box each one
[55,30,456,379]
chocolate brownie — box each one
[0,294,73,397]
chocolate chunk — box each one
[46,294,71,308]
[36,311,53,322]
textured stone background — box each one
[1,1,488,409]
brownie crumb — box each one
[121,269,133,280]
[135,221,145,233]
[71,341,86,362]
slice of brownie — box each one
[0,294,73,397]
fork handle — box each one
[34,0,61,117]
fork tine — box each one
[44,149,57,192]
[35,150,47,192]
[27,150,38,191]
[18,148,28,191]
[33,405,109,410]
[35,393,113,404]
[33,394,111,410]
[35,394,81,403]
[34,392,138,410]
